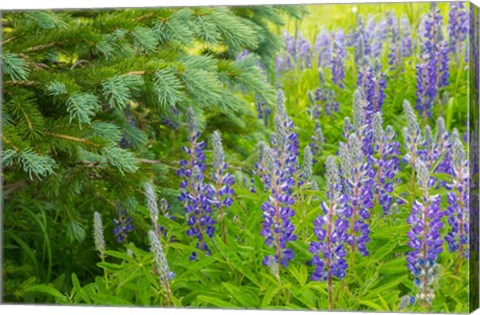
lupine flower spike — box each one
[178,107,215,260]
[148,230,175,305]
[309,156,349,310]
[339,133,374,256]
[372,113,400,215]
[406,160,443,307]
[402,100,422,191]
[211,130,235,244]
[112,201,134,243]
[444,131,469,262]
[93,211,106,261]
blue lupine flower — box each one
[339,133,374,256]
[112,201,134,243]
[178,107,215,259]
[261,90,299,269]
[309,156,349,282]
[371,19,387,58]
[448,2,468,63]
[416,3,449,118]
[310,122,325,158]
[211,131,235,243]
[372,113,400,215]
[444,131,469,258]
[314,28,332,68]
[406,160,443,305]
[386,11,401,68]
[331,29,346,88]
[400,15,412,57]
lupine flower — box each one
[93,211,106,260]
[314,28,332,68]
[448,2,468,64]
[444,133,469,258]
[372,59,387,113]
[309,156,349,310]
[145,181,159,226]
[371,19,387,58]
[301,146,313,186]
[386,11,401,68]
[339,133,374,256]
[351,89,374,157]
[112,201,134,243]
[372,113,400,215]
[331,29,346,88]
[260,146,297,269]
[416,4,449,118]
[310,122,325,158]
[400,15,412,57]
[178,108,214,259]
[295,31,312,69]
[261,91,299,269]
[149,230,175,282]
[402,100,422,168]
[357,58,387,116]
[256,94,271,126]
[211,131,235,243]
[398,295,417,310]
[406,160,443,305]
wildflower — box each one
[314,28,332,68]
[444,133,469,258]
[260,146,297,269]
[301,146,313,186]
[448,2,468,63]
[310,122,325,158]
[371,19,387,58]
[309,156,349,310]
[261,91,299,269]
[372,113,400,215]
[112,201,134,243]
[386,11,401,68]
[148,230,175,282]
[400,15,412,57]
[178,107,214,259]
[339,133,374,256]
[406,160,443,305]
[211,131,235,243]
[93,211,106,260]
[402,100,422,167]
[331,29,346,88]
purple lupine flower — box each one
[260,146,297,269]
[339,133,374,256]
[386,11,401,68]
[211,131,235,244]
[416,3,448,119]
[448,2,468,64]
[444,130,469,258]
[357,57,375,116]
[331,29,346,88]
[372,113,400,215]
[314,28,332,68]
[372,59,387,113]
[310,122,325,158]
[178,107,215,259]
[406,160,443,305]
[371,19,387,58]
[309,156,349,309]
[295,31,312,69]
[351,89,374,157]
[261,90,299,269]
[401,15,413,57]
[256,94,271,126]
[112,201,134,243]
